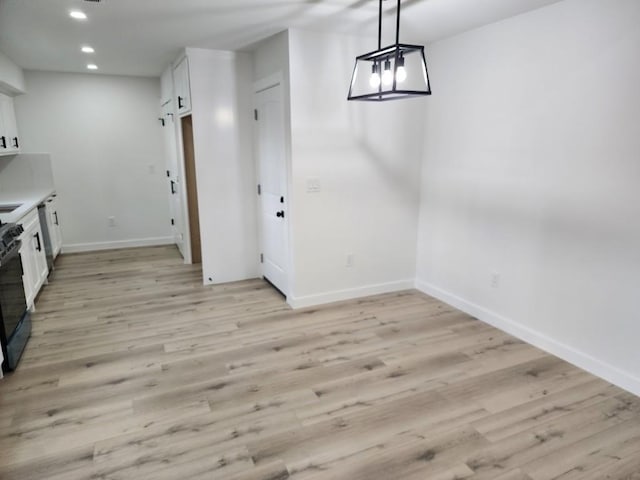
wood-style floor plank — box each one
[0,245,638,479]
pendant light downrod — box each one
[378,0,383,50]
[395,0,400,46]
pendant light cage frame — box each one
[347,0,432,101]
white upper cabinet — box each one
[0,93,20,155]
[160,66,174,105]
[173,56,191,115]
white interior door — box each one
[162,102,185,258]
[255,83,289,296]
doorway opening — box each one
[180,115,202,264]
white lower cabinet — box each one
[45,195,63,258]
[18,209,48,309]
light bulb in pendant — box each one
[396,66,407,83]
[396,54,407,83]
[369,63,381,88]
[382,59,393,86]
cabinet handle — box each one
[54,212,59,225]
[170,180,177,194]
[34,232,42,252]
[0,136,6,149]
[12,137,19,149]
[178,96,184,109]
[276,210,285,218]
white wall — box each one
[186,48,259,284]
[0,153,54,192]
[287,29,426,307]
[252,31,290,83]
[416,0,640,395]
[0,50,24,94]
[14,71,172,252]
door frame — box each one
[174,108,194,264]
[180,114,202,264]
[253,72,294,299]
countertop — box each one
[0,188,56,224]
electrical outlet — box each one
[346,253,355,268]
[108,216,116,227]
[490,272,500,288]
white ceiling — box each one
[0,0,564,77]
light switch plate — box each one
[306,177,321,193]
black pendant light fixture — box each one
[347,0,432,101]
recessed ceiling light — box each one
[81,46,95,53]
[87,64,98,70]
[69,10,87,20]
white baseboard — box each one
[288,279,414,309]
[62,237,174,254]
[415,279,640,397]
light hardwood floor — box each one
[1,245,639,479]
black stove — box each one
[0,222,24,260]
[0,221,31,372]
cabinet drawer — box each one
[17,208,39,236]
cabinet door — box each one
[0,94,8,154]
[32,222,49,286]
[19,210,48,309]
[20,223,39,309]
[47,196,63,257]
[160,66,174,105]
[19,242,35,309]
[173,56,191,114]
[161,102,185,257]
[0,94,19,155]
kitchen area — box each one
[0,18,179,377]
[0,53,62,376]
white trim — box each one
[173,107,193,265]
[288,279,414,309]
[185,47,236,61]
[62,237,174,254]
[254,72,284,94]
[415,278,640,397]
